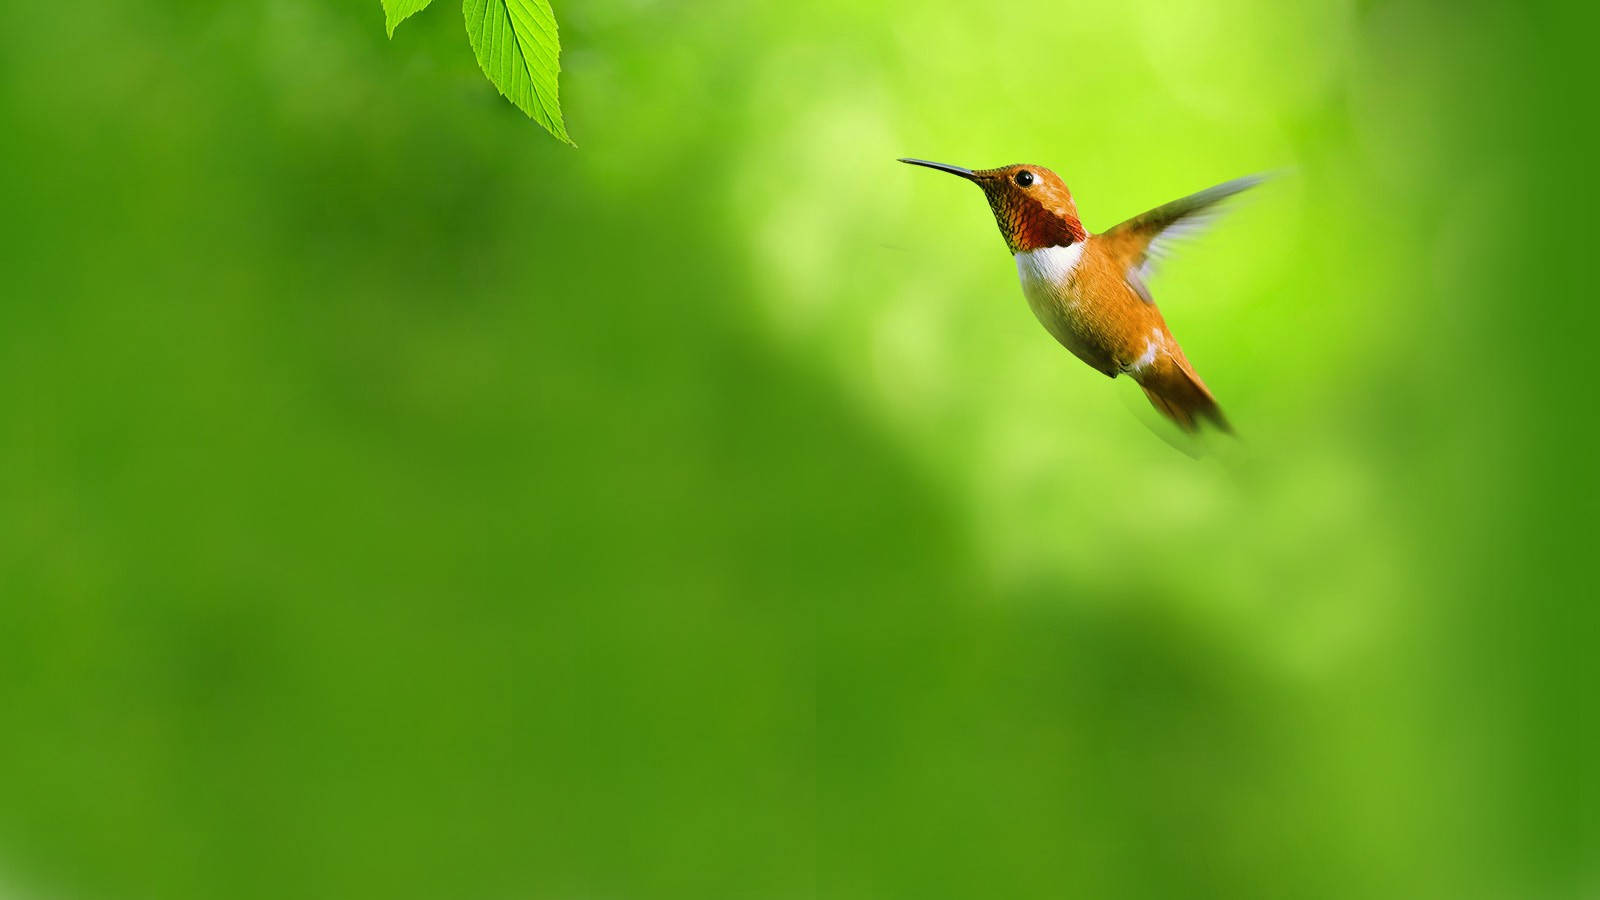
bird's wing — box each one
[1102,174,1266,304]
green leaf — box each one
[463,0,572,144]
[382,0,435,37]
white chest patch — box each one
[1014,243,1084,297]
[1013,243,1085,342]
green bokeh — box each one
[0,0,1592,897]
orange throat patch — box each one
[986,191,1088,253]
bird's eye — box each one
[1014,171,1035,187]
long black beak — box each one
[898,158,976,181]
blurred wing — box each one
[1105,174,1266,303]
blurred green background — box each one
[0,0,1593,897]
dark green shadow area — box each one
[0,5,968,897]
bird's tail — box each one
[1136,353,1232,434]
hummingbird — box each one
[900,158,1262,434]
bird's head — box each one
[899,159,1088,254]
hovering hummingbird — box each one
[900,158,1262,433]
